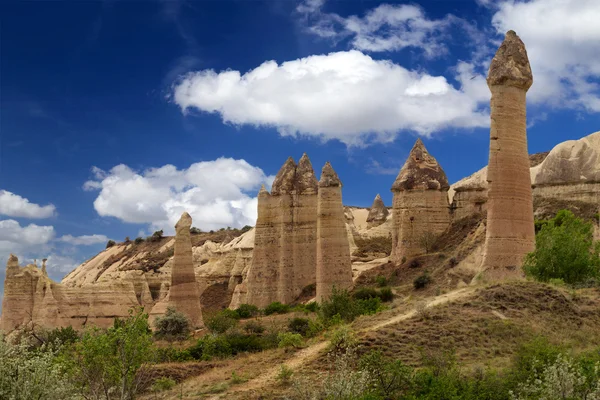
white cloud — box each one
[0,219,55,271]
[491,0,600,111]
[173,50,489,146]
[58,234,110,246]
[0,190,56,219]
[84,158,274,233]
[45,254,81,274]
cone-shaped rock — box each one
[316,162,352,302]
[169,212,204,327]
[390,140,451,262]
[366,194,389,229]
[276,157,297,304]
[481,30,535,280]
[271,157,297,195]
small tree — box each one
[190,227,202,235]
[106,240,116,249]
[523,210,600,285]
[147,230,164,242]
[153,307,191,341]
[418,231,437,254]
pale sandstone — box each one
[316,162,353,302]
[390,139,450,263]
[366,194,390,229]
[481,30,535,281]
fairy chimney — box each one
[481,30,535,280]
[390,139,450,263]
[366,194,389,229]
[169,212,204,327]
[316,162,353,302]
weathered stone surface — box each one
[316,162,353,302]
[481,30,535,281]
[167,212,203,327]
[391,140,451,262]
[366,194,389,229]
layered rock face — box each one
[1,255,140,332]
[366,194,390,229]
[244,154,319,307]
[481,30,535,281]
[316,163,353,302]
[390,139,451,263]
[167,212,204,327]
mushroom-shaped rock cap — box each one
[366,194,389,222]
[487,30,533,90]
[271,157,297,195]
[175,212,193,230]
[391,139,449,192]
[319,162,342,187]
[295,153,319,194]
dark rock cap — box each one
[487,30,533,90]
[271,157,297,195]
[319,162,342,188]
[295,153,319,194]
[391,139,450,192]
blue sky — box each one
[1,0,599,290]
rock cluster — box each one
[316,162,353,302]
[366,194,389,229]
[390,139,451,263]
[481,30,535,281]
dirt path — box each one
[218,286,476,398]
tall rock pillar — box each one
[390,139,450,263]
[481,30,535,281]
[316,162,353,303]
[170,212,203,327]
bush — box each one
[288,318,311,336]
[190,227,202,235]
[241,225,253,233]
[409,259,421,269]
[303,301,320,313]
[124,236,131,243]
[106,240,116,248]
[378,287,394,302]
[134,237,144,244]
[264,301,290,315]
[151,376,176,392]
[360,350,413,399]
[244,320,265,334]
[356,297,383,315]
[277,365,294,385]
[153,307,191,341]
[225,333,264,354]
[375,275,388,287]
[278,332,303,349]
[449,257,458,268]
[155,346,193,362]
[45,326,79,347]
[320,288,361,323]
[328,325,358,353]
[414,273,432,289]
[306,319,325,338]
[147,230,164,242]
[524,210,600,285]
[235,304,259,318]
[353,287,379,300]
[205,310,239,334]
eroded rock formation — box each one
[390,139,451,263]
[481,30,535,281]
[316,162,353,302]
[366,194,389,229]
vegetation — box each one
[353,287,394,303]
[134,237,144,245]
[413,273,432,289]
[264,301,290,315]
[205,310,239,334]
[106,240,116,248]
[418,231,437,254]
[524,210,600,285]
[234,303,260,318]
[288,317,311,336]
[189,226,203,235]
[320,287,384,324]
[147,230,164,242]
[153,307,190,341]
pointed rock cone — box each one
[316,162,352,302]
[390,139,451,262]
[366,194,389,229]
[292,153,319,301]
[481,30,535,281]
[271,157,297,195]
[246,184,281,308]
[169,212,204,327]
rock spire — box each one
[316,162,353,302]
[390,139,451,262]
[481,30,535,280]
[169,212,204,327]
[366,194,389,229]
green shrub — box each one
[193,335,232,360]
[231,371,246,384]
[276,365,294,385]
[264,301,290,315]
[106,240,116,248]
[45,326,79,347]
[320,288,360,323]
[278,332,303,349]
[510,337,564,384]
[409,259,421,269]
[243,320,265,334]
[155,346,193,362]
[375,275,388,287]
[356,297,383,315]
[414,273,432,289]
[153,307,191,341]
[353,287,379,300]
[235,304,260,318]
[147,230,164,242]
[306,319,325,338]
[304,301,320,312]
[378,287,394,302]
[190,227,202,235]
[288,317,311,336]
[524,210,600,285]
[205,310,239,334]
[225,333,264,355]
[151,376,176,392]
[328,325,358,353]
[359,350,413,399]
[134,237,144,244]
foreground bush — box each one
[320,288,384,323]
[524,210,600,285]
[153,307,190,341]
[205,310,239,334]
[264,302,290,315]
[235,304,260,318]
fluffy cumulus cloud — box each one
[0,219,55,274]
[0,190,56,219]
[84,158,274,233]
[491,0,600,111]
[58,234,110,246]
[173,50,489,146]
